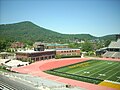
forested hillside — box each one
[0,21,116,43]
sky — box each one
[0,0,120,36]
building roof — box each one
[34,42,44,45]
[45,48,80,51]
[0,59,10,64]
[17,48,80,54]
[96,47,108,52]
[108,39,120,48]
[45,43,68,46]
[17,50,40,53]
[55,48,80,51]
[34,42,68,46]
[17,50,55,54]
[5,60,29,67]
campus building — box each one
[55,48,80,56]
[16,50,56,61]
[45,43,68,49]
[16,42,80,61]
[16,48,81,61]
[33,42,45,51]
[34,42,68,49]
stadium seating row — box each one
[103,51,120,59]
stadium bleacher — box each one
[2,72,85,90]
[103,51,115,58]
[102,39,120,59]
[112,52,120,58]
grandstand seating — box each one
[102,39,120,59]
[112,52,120,58]
[102,52,114,58]
[103,51,120,59]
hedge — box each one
[61,55,80,58]
[44,70,103,84]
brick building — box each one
[16,50,55,61]
[55,48,80,56]
[16,42,80,61]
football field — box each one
[45,60,120,84]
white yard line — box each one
[73,61,107,75]
[98,64,120,79]
[79,62,108,76]
[106,70,120,80]
[83,62,108,74]
[89,62,118,77]
[116,78,120,82]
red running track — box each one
[12,58,120,90]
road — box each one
[0,74,39,90]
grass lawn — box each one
[0,66,9,73]
[44,59,120,84]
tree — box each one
[55,54,61,59]
[104,40,111,47]
[81,42,94,52]
[68,43,81,48]
[0,39,11,52]
[0,40,7,52]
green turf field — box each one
[45,60,120,84]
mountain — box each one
[0,21,63,42]
[99,34,116,41]
[0,21,117,43]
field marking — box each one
[89,62,118,77]
[73,60,107,75]
[74,60,113,75]
[101,64,120,76]
[49,60,120,83]
[116,78,120,82]
[73,60,106,74]
[71,60,120,83]
[80,61,112,75]
[52,60,91,72]
[106,70,120,80]
[79,62,109,76]
[97,65,119,80]
[97,64,120,79]
[55,60,97,72]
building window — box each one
[45,56,47,59]
[36,58,39,61]
[49,56,51,59]
[52,55,55,58]
[41,57,43,60]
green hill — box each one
[0,21,63,42]
[0,21,116,43]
